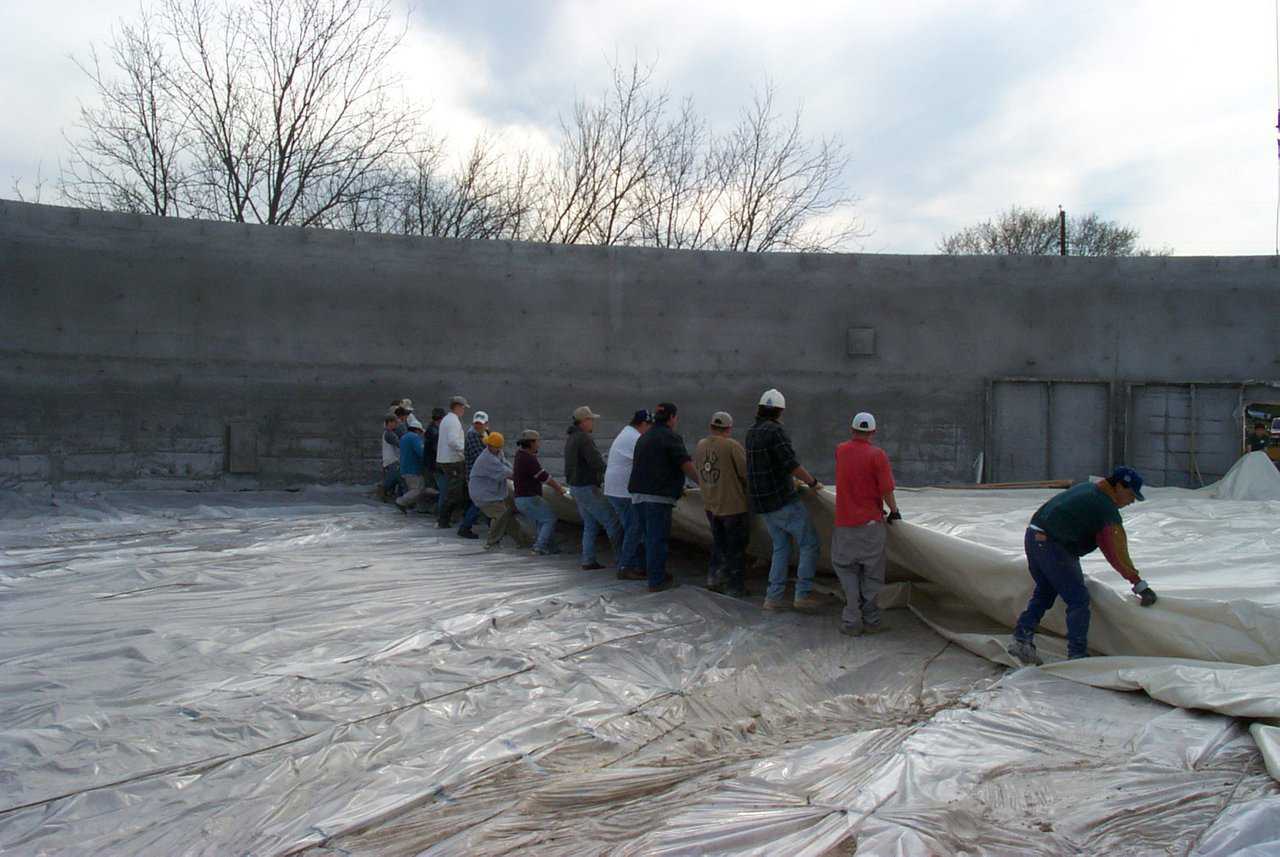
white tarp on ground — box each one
[1,473,1277,854]
[871,452,1280,785]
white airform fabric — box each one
[1,457,1276,853]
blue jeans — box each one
[761,499,820,602]
[634,501,673,587]
[573,486,621,565]
[381,463,403,496]
[459,502,487,533]
[1014,528,1091,658]
[435,470,448,518]
[608,495,644,569]
[515,496,558,552]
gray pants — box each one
[396,474,426,509]
[478,498,530,548]
[832,522,887,629]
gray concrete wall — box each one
[2,199,1278,490]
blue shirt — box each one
[399,432,425,477]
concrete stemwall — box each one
[2,200,1278,489]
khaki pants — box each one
[831,521,887,629]
[479,498,530,548]
[396,474,425,509]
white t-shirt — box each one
[381,431,400,467]
[437,412,465,464]
[604,425,642,498]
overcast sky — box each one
[2,0,1277,254]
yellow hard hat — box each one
[484,431,505,449]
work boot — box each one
[793,593,824,612]
[648,575,679,593]
[862,621,888,635]
[617,568,646,581]
[762,599,788,611]
[840,623,863,637]
[581,561,606,571]
[457,528,479,539]
[1007,639,1044,666]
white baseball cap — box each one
[758,388,786,408]
[473,411,489,424]
[852,412,876,431]
[406,414,424,430]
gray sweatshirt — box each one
[468,449,513,505]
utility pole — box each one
[1058,206,1067,256]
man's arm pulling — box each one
[1098,524,1158,605]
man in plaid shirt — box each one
[456,411,491,539]
[745,389,823,612]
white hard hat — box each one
[852,412,876,432]
[406,414,424,430]
[758,388,786,409]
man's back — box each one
[745,419,799,514]
[604,425,640,498]
[423,423,440,471]
[835,438,894,527]
[399,433,425,476]
[438,413,464,463]
[1030,482,1121,557]
[695,435,748,516]
[564,425,605,487]
[629,424,689,499]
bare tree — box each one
[633,100,725,250]
[63,0,420,226]
[61,25,866,253]
[10,164,49,204]
[1069,212,1147,256]
[386,136,535,240]
[533,60,672,245]
[939,206,1169,255]
[61,15,191,215]
[715,86,860,252]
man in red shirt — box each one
[833,412,901,636]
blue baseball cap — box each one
[1109,466,1145,501]
[631,409,653,425]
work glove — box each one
[1132,579,1158,607]
[886,510,902,526]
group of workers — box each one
[379,388,1162,656]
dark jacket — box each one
[423,422,440,473]
[627,423,691,499]
[564,424,606,487]
[745,419,801,514]
[513,448,551,498]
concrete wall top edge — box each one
[4,199,1278,271]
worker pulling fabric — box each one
[1008,466,1159,664]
